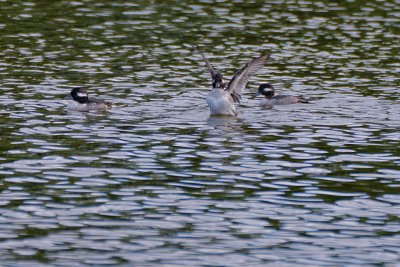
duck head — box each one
[69,87,89,103]
[256,83,275,99]
[212,73,226,89]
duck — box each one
[193,46,269,116]
[256,83,308,106]
[65,87,112,111]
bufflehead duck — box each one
[66,87,112,111]
[193,46,269,116]
[256,83,308,106]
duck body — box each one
[193,46,269,117]
[67,97,112,111]
[66,87,112,111]
[206,88,237,116]
[260,95,308,106]
[256,83,308,106]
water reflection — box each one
[0,0,400,266]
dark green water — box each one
[1,0,399,266]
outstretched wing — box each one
[192,45,218,80]
[226,54,270,103]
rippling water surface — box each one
[1,0,400,266]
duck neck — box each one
[74,95,89,104]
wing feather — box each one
[192,45,218,80]
[226,54,270,103]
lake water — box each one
[1,0,400,266]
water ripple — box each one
[0,0,399,266]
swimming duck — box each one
[193,46,269,116]
[256,83,308,106]
[66,87,112,111]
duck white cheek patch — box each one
[77,92,87,98]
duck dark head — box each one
[256,83,275,99]
[212,73,226,89]
[70,87,89,103]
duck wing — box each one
[192,45,218,80]
[226,54,270,103]
[89,97,113,107]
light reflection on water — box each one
[1,0,400,266]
